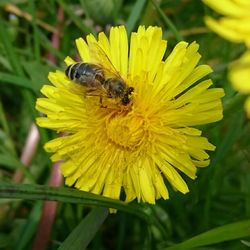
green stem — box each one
[28,0,41,62]
[0,100,10,136]
[0,100,17,156]
[151,0,183,42]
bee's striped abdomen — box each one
[65,63,105,87]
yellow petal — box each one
[75,37,90,62]
[203,0,249,17]
[229,50,250,94]
[204,16,245,43]
[139,165,155,204]
[64,56,76,66]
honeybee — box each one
[65,43,134,106]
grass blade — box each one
[56,0,92,35]
[28,0,41,62]
[0,183,153,223]
[126,0,147,34]
[0,72,36,93]
[58,207,108,250]
[0,22,23,75]
[164,220,250,250]
[202,111,244,227]
[15,202,42,250]
[0,21,38,119]
[151,0,183,41]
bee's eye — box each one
[122,96,129,105]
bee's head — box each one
[121,87,134,105]
[127,87,134,95]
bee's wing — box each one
[85,86,109,97]
[66,80,108,100]
[88,42,122,80]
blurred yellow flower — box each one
[36,26,224,204]
[229,50,250,117]
[203,0,250,47]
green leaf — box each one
[0,55,12,71]
[0,183,152,223]
[0,155,35,183]
[126,0,147,34]
[0,72,36,92]
[210,111,244,170]
[22,61,51,91]
[0,154,20,170]
[151,0,182,42]
[0,183,168,237]
[163,220,250,250]
[0,0,26,5]
[0,22,23,75]
[202,111,244,227]
[38,30,66,62]
[241,240,250,247]
[15,202,42,250]
[0,135,35,182]
[0,21,37,120]
[56,0,92,35]
[0,233,13,248]
[58,207,108,250]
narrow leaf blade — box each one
[164,220,250,250]
[58,207,108,250]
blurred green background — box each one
[0,0,249,249]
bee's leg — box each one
[99,96,107,108]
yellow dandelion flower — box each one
[203,0,250,47]
[229,50,250,117]
[36,26,224,204]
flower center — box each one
[106,113,145,149]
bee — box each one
[65,44,134,106]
